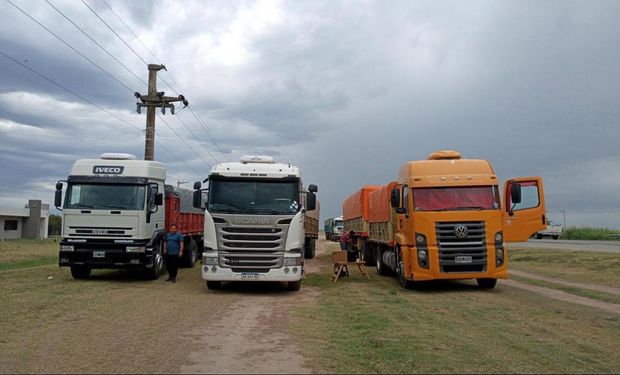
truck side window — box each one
[511,182,540,211]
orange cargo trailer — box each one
[342,185,381,235]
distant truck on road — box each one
[192,155,318,291]
[324,216,344,241]
[55,153,204,280]
[343,150,547,289]
[535,218,562,239]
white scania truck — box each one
[192,155,318,291]
[55,153,204,280]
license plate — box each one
[93,251,106,258]
[240,273,259,280]
[455,256,472,264]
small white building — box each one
[0,200,49,240]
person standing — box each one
[163,224,184,283]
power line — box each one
[4,0,133,93]
[93,0,231,162]
[0,49,203,176]
[44,0,148,88]
[156,114,215,167]
[174,113,221,164]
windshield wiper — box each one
[99,205,127,209]
[70,204,94,209]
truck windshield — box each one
[335,220,343,228]
[64,184,146,210]
[413,186,499,211]
[208,178,300,215]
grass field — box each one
[561,227,620,241]
[291,242,620,374]
[509,247,620,287]
[0,238,58,266]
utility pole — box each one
[134,64,188,161]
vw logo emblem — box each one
[454,224,468,239]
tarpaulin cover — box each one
[368,182,398,222]
[413,186,498,211]
[343,186,381,220]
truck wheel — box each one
[287,280,301,291]
[398,260,414,290]
[144,244,164,280]
[477,278,498,289]
[375,248,388,276]
[182,239,198,268]
[553,235,560,240]
[304,238,316,259]
[206,281,222,290]
[362,241,374,266]
[70,266,91,279]
[535,233,543,239]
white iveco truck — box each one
[55,153,203,280]
[192,155,318,291]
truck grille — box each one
[218,227,285,270]
[68,226,131,238]
[436,221,487,273]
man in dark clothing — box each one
[340,230,357,262]
[163,224,184,283]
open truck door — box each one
[503,176,546,242]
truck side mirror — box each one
[390,188,400,208]
[308,184,318,193]
[306,192,317,211]
[54,188,63,208]
[155,193,163,206]
[511,183,522,204]
[193,181,201,190]
[193,190,202,209]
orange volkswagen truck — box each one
[343,150,546,289]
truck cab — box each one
[387,150,546,288]
[193,155,318,291]
[56,153,167,279]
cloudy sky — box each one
[1,0,619,228]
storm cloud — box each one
[0,0,619,227]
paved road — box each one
[511,239,620,253]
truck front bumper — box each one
[58,239,153,269]
[201,265,303,282]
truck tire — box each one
[375,248,388,276]
[398,259,414,290]
[535,233,543,239]
[304,238,316,259]
[477,278,498,289]
[206,281,222,290]
[362,241,373,266]
[144,244,164,280]
[287,280,301,291]
[181,239,198,268]
[70,266,91,279]
[553,235,560,240]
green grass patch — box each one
[509,247,620,287]
[0,256,57,271]
[293,249,620,373]
[561,227,620,241]
[511,274,620,304]
[0,238,59,265]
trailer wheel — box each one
[553,235,560,240]
[304,238,316,259]
[206,281,222,290]
[477,278,498,289]
[70,266,91,279]
[144,244,164,280]
[375,248,388,276]
[535,233,543,239]
[287,280,301,291]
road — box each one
[511,239,620,253]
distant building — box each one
[0,200,49,240]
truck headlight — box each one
[126,246,145,253]
[203,257,218,265]
[418,249,428,260]
[61,245,74,252]
[284,256,302,266]
[495,232,503,242]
